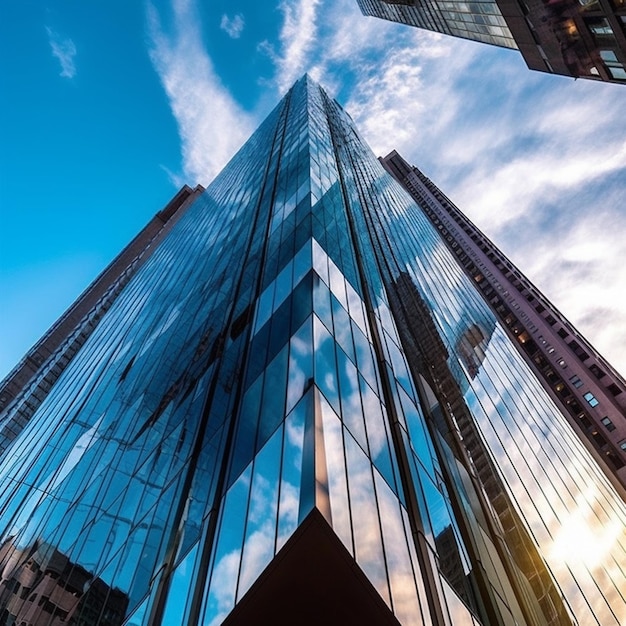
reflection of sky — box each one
[468,327,626,625]
[7,414,104,541]
[203,397,306,626]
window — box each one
[601,416,616,432]
[587,18,614,37]
[599,49,626,80]
[569,340,590,361]
[608,66,626,80]
[558,328,568,339]
[607,383,622,396]
[600,49,618,62]
[620,440,626,452]
[592,431,607,447]
[569,375,583,388]
[589,363,606,379]
[584,391,599,407]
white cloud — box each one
[508,192,626,375]
[259,0,322,94]
[46,27,77,79]
[220,13,245,39]
[147,1,254,186]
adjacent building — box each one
[356,0,626,83]
[0,76,625,626]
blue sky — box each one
[1,0,625,380]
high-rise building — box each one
[356,0,626,84]
[0,76,625,626]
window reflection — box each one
[0,538,128,626]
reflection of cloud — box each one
[207,423,304,622]
[206,549,240,626]
[468,342,626,626]
[220,14,245,39]
[146,1,253,185]
[46,27,77,78]
[237,521,275,598]
[319,394,395,606]
[276,482,299,549]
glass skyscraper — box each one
[0,76,625,626]
[356,0,626,84]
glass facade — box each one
[356,0,626,83]
[0,76,624,626]
[357,0,517,49]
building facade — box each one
[0,76,625,626]
[356,0,626,83]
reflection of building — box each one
[381,150,626,490]
[456,323,492,379]
[1,76,625,625]
[356,0,626,83]
[0,539,128,626]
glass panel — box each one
[374,471,425,625]
[314,316,340,414]
[277,395,308,549]
[202,465,252,626]
[229,375,262,484]
[292,239,312,286]
[313,272,333,333]
[161,542,200,624]
[257,345,289,447]
[287,317,314,415]
[273,258,293,313]
[254,280,275,334]
[237,427,282,599]
[352,319,377,390]
[344,431,390,606]
[332,294,356,363]
[328,256,348,310]
[319,393,352,551]
[360,375,397,494]
[312,237,329,286]
[336,346,368,451]
[290,271,313,332]
[442,577,479,625]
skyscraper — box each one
[0,76,625,626]
[356,0,626,84]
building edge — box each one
[0,184,205,456]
